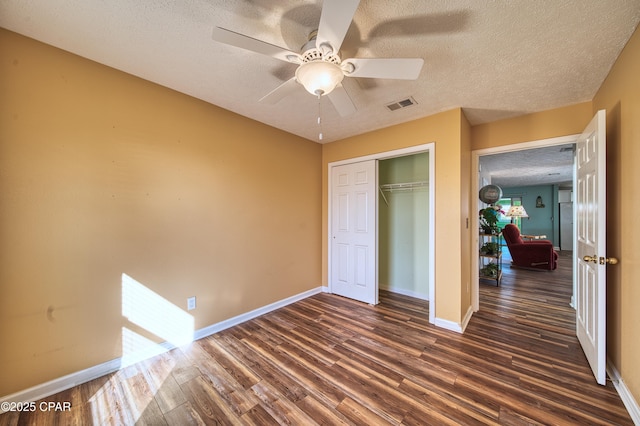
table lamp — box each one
[506,205,528,228]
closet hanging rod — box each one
[380,180,428,192]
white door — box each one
[330,160,378,305]
[575,110,608,385]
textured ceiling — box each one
[480,144,575,189]
[1,1,639,143]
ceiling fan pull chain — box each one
[317,93,324,141]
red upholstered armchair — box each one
[502,224,558,270]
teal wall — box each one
[378,153,429,299]
[502,185,558,246]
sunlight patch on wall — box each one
[121,273,194,350]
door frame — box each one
[328,143,436,323]
[470,134,579,313]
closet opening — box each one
[378,152,430,301]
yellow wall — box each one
[0,29,322,396]
[322,109,471,324]
[471,102,593,150]
[593,25,640,405]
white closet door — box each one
[330,160,377,305]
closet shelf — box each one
[380,181,428,192]
[379,181,428,205]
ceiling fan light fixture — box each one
[295,60,344,96]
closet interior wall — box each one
[378,153,429,300]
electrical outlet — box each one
[187,296,196,311]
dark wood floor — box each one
[1,251,633,425]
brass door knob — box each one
[600,256,619,265]
[583,255,598,263]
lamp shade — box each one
[506,205,529,218]
[295,61,344,96]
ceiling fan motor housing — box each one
[300,47,341,65]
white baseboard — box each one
[460,305,474,333]
[607,359,640,424]
[0,286,323,412]
[378,285,428,301]
[433,317,462,333]
[0,358,123,413]
[434,317,463,333]
[433,305,474,334]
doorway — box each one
[328,143,435,324]
[471,134,579,312]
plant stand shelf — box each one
[479,233,503,286]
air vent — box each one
[385,97,417,112]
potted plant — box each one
[480,242,499,255]
[480,263,499,278]
[479,205,504,235]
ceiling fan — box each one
[212,0,424,117]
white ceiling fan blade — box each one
[316,0,360,53]
[212,27,300,63]
[344,58,424,80]
[327,84,356,117]
[259,77,300,104]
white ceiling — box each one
[1,1,639,143]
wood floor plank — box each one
[295,395,353,426]
[153,374,188,415]
[518,374,633,423]
[250,380,318,425]
[213,333,311,405]
[339,336,458,388]
[239,332,346,408]
[199,337,261,390]
[163,401,206,426]
[335,396,393,426]
[293,353,406,424]
[191,352,261,417]
[253,315,341,367]
[239,403,280,426]
[333,349,404,388]
[179,375,242,425]
[400,377,501,424]
[135,398,168,426]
